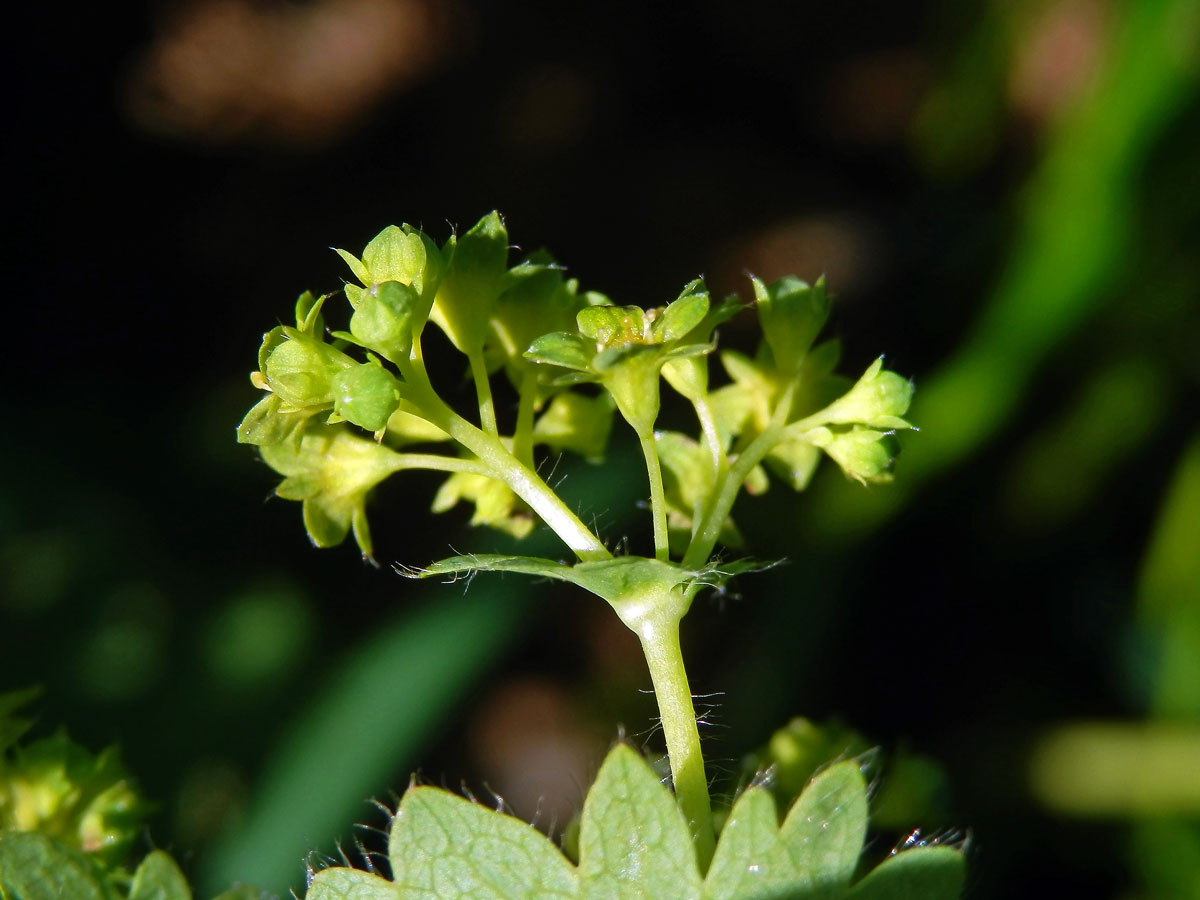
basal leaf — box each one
[845,847,964,900]
[0,832,114,900]
[129,850,192,900]
[578,744,702,900]
[387,786,576,900]
[307,867,400,900]
[779,761,868,897]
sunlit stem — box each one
[683,383,795,569]
[639,430,671,562]
[692,395,727,472]
[512,369,539,468]
[635,601,715,870]
[393,454,490,476]
[467,348,498,436]
[397,356,610,562]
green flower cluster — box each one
[238,213,616,559]
[1,690,145,877]
[237,213,913,565]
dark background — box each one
[4,1,1199,897]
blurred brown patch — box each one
[709,213,883,302]
[823,50,931,146]
[1009,0,1110,127]
[498,63,599,155]
[124,0,461,148]
[468,677,600,828]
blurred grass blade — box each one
[807,0,1199,539]
[198,584,529,897]
[1138,432,1200,716]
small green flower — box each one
[531,392,614,462]
[334,281,423,364]
[260,425,409,560]
[752,274,830,376]
[431,470,535,539]
[335,223,443,315]
[428,211,509,355]
[785,356,915,484]
[656,431,744,554]
[486,250,599,388]
[1,725,145,868]
[329,361,402,432]
[525,283,713,435]
[260,327,356,410]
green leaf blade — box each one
[704,787,794,900]
[846,847,964,900]
[578,744,702,900]
[779,761,868,897]
[388,787,576,900]
[307,867,401,900]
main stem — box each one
[635,604,715,870]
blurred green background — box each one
[4,0,1198,897]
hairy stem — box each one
[636,603,715,870]
[639,430,671,562]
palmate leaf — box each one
[304,746,963,900]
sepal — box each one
[753,274,830,375]
[430,211,509,354]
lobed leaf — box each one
[703,787,796,900]
[307,867,400,900]
[845,847,965,900]
[387,786,577,900]
[577,744,703,900]
[779,761,868,897]
[296,744,959,900]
